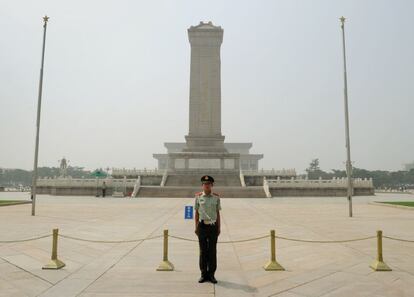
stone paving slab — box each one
[0,193,414,296]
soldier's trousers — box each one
[197,221,218,277]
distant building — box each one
[404,162,414,171]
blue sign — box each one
[185,205,193,219]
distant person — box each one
[194,175,221,284]
[102,181,106,197]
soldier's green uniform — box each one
[194,191,221,223]
[194,175,221,282]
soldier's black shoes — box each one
[209,275,218,284]
[198,275,217,283]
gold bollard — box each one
[156,229,174,271]
[370,230,392,271]
[43,228,66,270]
[263,229,285,271]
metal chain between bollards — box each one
[275,235,377,243]
[59,234,163,243]
[0,234,51,243]
[168,234,270,243]
[168,234,379,244]
[383,236,414,243]
[3,228,413,274]
[2,232,414,245]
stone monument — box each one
[153,22,263,173]
[185,21,226,153]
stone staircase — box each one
[136,186,266,198]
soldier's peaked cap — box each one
[201,175,214,183]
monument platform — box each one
[165,170,242,187]
[36,173,374,197]
[137,186,267,198]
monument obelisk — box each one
[184,21,227,153]
[155,21,244,172]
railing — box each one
[37,177,137,188]
[263,178,272,198]
[160,171,168,187]
[243,169,296,176]
[267,177,374,188]
[239,170,246,187]
[131,176,141,197]
[376,188,413,193]
[112,168,165,176]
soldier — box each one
[194,175,221,283]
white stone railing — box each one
[267,177,373,188]
[131,176,141,197]
[263,178,272,198]
[243,169,296,176]
[37,177,137,188]
[112,168,166,176]
[239,170,246,187]
[376,188,413,193]
[160,171,168,187]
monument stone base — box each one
[167,152,240,171]
[164,151,241,187]
[183,135,227,152]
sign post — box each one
[184,206,193,219]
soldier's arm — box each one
[215,195,221,236]
[194,193,201,235]
[216,209,220,236]
[195,210,199,234]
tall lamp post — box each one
[31,15,49,216]
[340,16,353,217]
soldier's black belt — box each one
[200,220,216,225]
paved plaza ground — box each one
[1,192,414,297]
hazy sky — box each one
[1,0,413,173]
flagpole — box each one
[31,15,49,216]
[340,16,353,217]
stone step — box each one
[137,186,266,198]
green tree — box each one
[306,158,332,179]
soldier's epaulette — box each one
[213,192,220,196]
